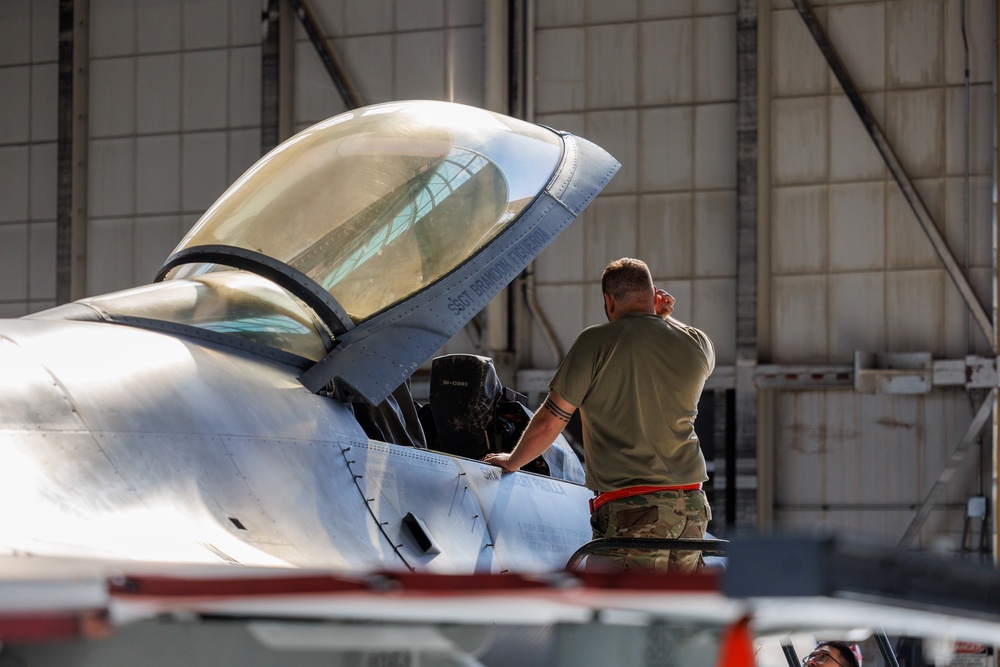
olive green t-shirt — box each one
[549,312,715,491]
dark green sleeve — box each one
[549,328,599,408]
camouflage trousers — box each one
[588,489,712,573]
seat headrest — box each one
[429,354,502,432]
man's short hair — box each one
[815,641,861,667]
[601,258,653,302]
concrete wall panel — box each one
[694,191,736,278]
[340,35,394,105]
[828,3,885,92]
[773,389,987,548]
[396,0,445,31]
[0,68,30,144]
[692,278,735,365]
[640,19,693,106]
[0,224,29,301]
[136,135,181,215]
[137,54,182,133]
[90,0,136,58]
[884,89,946,179]
[830,95,885,181]
[771,8,827,96]
[0,146,30,223]
[587,0,639,23]
[531,284,587,370]
[829,271,885,360]
[583,195,640,279]
[28,220,57,301]
[640,107,694,192]
[28,144,57,220]
[887,0,943,88]
[772,275,829,363]
[90,58,136,137]
[588,109,639,194]
[182,0,230,50]
[29,63,57,142]
[587,23,638,108]
[536,0,585,28]
[828,182,884,272]
[182,51,229,130]
[639,193,695,278]
[772,97,828,184]
[89,138,135,218]
[535,28,586,113]
[0,0,32,65]
[694,14,735,102]
[885,269,946,354]
[180,131,228,213]
[137,2,181,53]
[695,102,736,188]
[772,185,827,275]
[394,30,446,100]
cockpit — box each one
[46,102,566,366]
[30,101,617,484]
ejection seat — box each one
[420,354,551,476]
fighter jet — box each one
[0,100,620,574]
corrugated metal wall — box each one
[0,0,996,553]
[762,0,995,552]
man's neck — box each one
[609,303,654,322]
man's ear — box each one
[603,292,615,316]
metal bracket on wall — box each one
[754,356,999,392]
[854,352,933,394]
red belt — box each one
[589,483,702,514]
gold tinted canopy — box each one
[165,101,563,323]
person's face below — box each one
[802,647,848,667]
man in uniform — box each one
[483,258,715,572]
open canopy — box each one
[45,101,619,403]
[158,101,564,329]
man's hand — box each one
[654,288,675,318]
[482,451,519,472]
[481,390,575,474]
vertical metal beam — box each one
[483,0,509,116]
[261,0,280,153]
[735,0,759,526]
[484,0,514,381]
[262,0,294,154]
[792,0,993,343]
[56,0,89,304]
[506,0,526,119]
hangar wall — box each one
[760,0,996,551]
[0,0,997,554]
[528,2,738,370]
[0,1,59,316]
